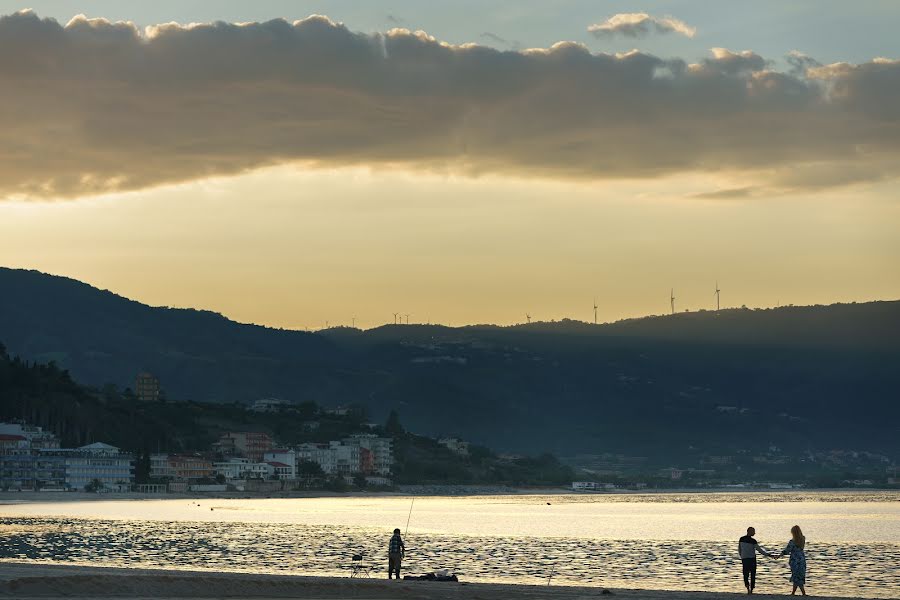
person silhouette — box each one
[388,528,405,579]
[738,526,774,594]
[777,525,807,596]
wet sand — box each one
[0,562,866,599]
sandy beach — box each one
[0,562,869,600]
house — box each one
[265,461,294,479]
[263,449,297,479]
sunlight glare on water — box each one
[1,492,898,598]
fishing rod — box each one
[403,497,415,570]
[404,497,415,536]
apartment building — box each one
[214,432,272,462]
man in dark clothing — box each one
[738,526,773,594]
[388,528,405,579]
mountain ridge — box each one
[1,266,898,461]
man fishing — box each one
[388,527,405,579]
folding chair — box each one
[350,552,371,578]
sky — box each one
[0,1,898,329]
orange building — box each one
[167,454,214,481]
[134,372,160,402]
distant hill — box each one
[0,267,337,401]
[1,267,898,463]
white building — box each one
[150,453,173,480]
[331,442,360,475]
[66,443,133,492]
[265,461,293,479]
[250,398,291,413]
[296,442,360,476]
[213,457,269,480]
[347,435,393,475]
[572,481,603,492]
[295,443,331,473]
[263,449,297,479]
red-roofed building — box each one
[0,423,59,450]
[263,449,296,478]
[0,434,28,456]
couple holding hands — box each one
[739,525,808,596]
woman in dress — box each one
[779,525,807,595]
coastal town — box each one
[0,419,401,493]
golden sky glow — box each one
[2,167,898,329]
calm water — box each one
[0,492,898,598]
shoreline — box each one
[0,487,896,506]
[0,562,875,600]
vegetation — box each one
[390,411,574,485]
[0,343,572,486]
[1,267,898,479]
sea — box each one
[0,491,897,598]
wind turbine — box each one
[670,289,676,315]
[593,297,598,325]
[714,281,721,312]
[352,317,356,328]
[404,313,411,325]
[392,312,399,325]
[526,313,532,324]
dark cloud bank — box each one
[0,10,898,199]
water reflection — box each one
[0,516,898,598]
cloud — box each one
[588,13,696,39]
[480,31,521,50]
[480,31,507,45]
[688,187,760,200]
[786,50,821,76]
[0,10,898,199]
